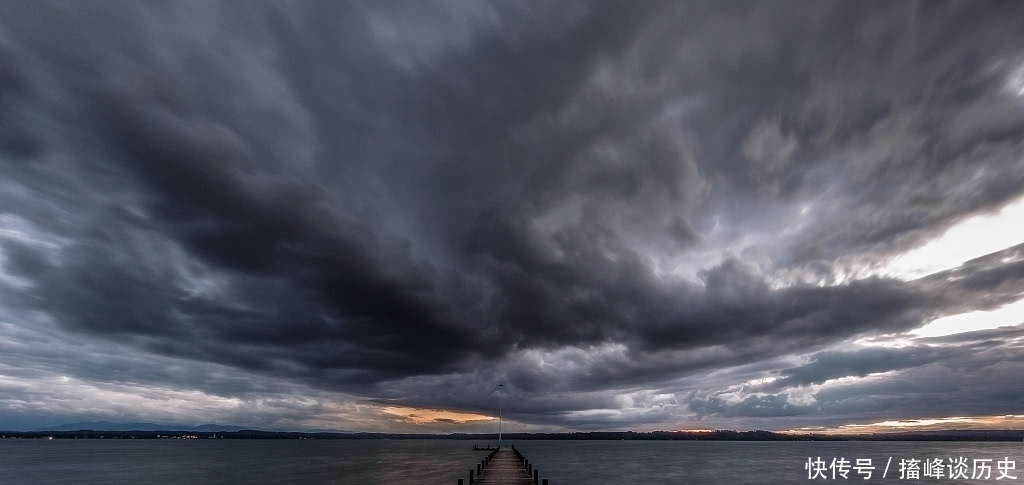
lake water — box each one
[0,439,1021,484]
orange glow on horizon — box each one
[782,414,1024,434]
[382,406,494,425]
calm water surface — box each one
[1,439,1021,484]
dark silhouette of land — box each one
[3,429,1023,441]
[34,421,252,432]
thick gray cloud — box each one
[1,0,1023,431]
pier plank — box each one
[473,448,534,485]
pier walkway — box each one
[458,445,548,485]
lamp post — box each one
[497,383,504,447]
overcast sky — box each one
[1,0,1024,433]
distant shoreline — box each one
[3,429,1023,441]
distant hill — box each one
[36,421,252,432]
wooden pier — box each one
[458,445,548,485]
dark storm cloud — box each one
[765,347,946,391]
[818,336,1024,424]
[2,0,1024,430]
[922,243,1024,314]
[684,332,1024,428]
[0,47,36,158]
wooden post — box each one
[458,480,464,485]
[534,469,539,484]
[542,480,549,485]
[477,463,481,475]
[469,469,474,484]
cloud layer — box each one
[1,0,1023,431]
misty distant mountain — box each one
[36,421,253,432]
